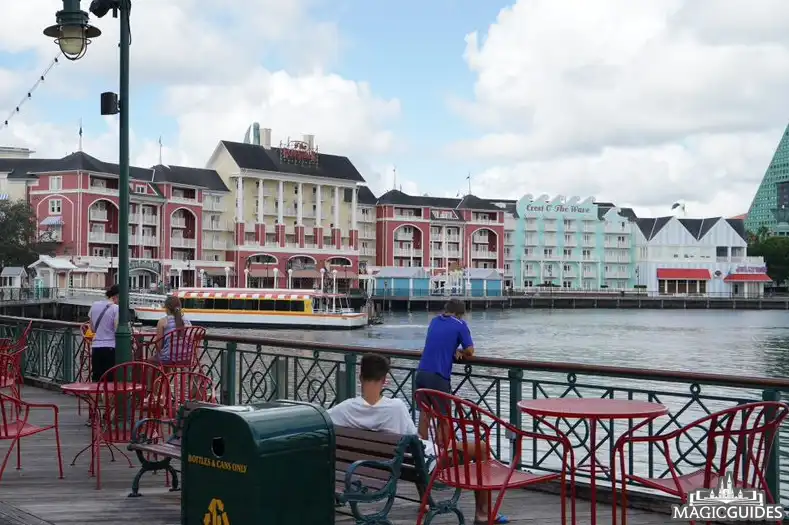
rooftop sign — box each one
[279,139,318,166]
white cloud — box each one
[452,0,789,215]
[0,0,398,171]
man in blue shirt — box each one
[414,298,474,439]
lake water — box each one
[211,309,789,378]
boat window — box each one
[213,298,229,310]
[275,300,290,311]
[203,299,215,309]
[260,300,275,311]
[230,299,246,310]
[290,301,305,312]
[191,299,205,309]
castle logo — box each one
[671,472,785,521]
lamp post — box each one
[320,268,326,293]
[273,268,279,290]
[199,269,205,288]
[332,269,338,311]
[244,268,250,288]
[224,266,230,287]
[287,268,293,289]
[45,0,132,364]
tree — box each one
[748,235,789,285]
[0,199,59,274]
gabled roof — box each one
[151,164,229,192]
[29,255,77,271]
[466,268,503,280]
[457,194,501,211]
[221,141,365,183]
[357,186,377,205]
[37,152,155,181]
[596,202,637,221]
[0,267,26,277]
[636,216,748,242]
[635,216,673,240]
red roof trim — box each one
[723,273,772,283]
[656,268,711,280]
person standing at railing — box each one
[87,284,120,381]
[414,298,474,440]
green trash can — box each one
[181,401,336,525]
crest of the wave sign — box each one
[516,194,600,217]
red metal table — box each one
[518,398,668,525]
[61,382,145,469]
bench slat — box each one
[335,427,404,445]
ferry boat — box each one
[133,287,368,329]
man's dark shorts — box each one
[414,370,452,415]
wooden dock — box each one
[0,388,671,524]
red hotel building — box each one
[374,190,506,270]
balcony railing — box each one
[360,246,376,256]
[89,210,108,221]
[171,217,187,228]
[471,250,497,259]
[171,195,198,205]
[142,214,157,226]
[88,231,118,243]
[171,237,196,248]
[138,236,157,247]
[394,248,421,257]
[202,239,227,250]
[204,200,224,212]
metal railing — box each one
[4,315,788,506]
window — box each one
[563,281,572,288]
[563,248,571,257]
[50,176,62,190]
[563,264,572,272]
[543,248,553,257]
[564,234,573,243]
[49,199,62,214]
[135,185,146,193]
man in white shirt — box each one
[328,354,507,524]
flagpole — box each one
[158,136,163,165]
[78,118,83,152]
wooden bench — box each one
[127,401,217,497]
[334,426,461,525]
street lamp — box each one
[273,268,279,289]
[43,0,101,61]
[224,266,230,287]
[244,268,250,288]
[45,0,133,364]
[287,268,293,289]
[320,268,326,293]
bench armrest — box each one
[131,417,176,444]
[342,458,398,498]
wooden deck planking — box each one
[0,387,671,525]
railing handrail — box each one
[4,313,789,391]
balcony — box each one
[471,250,497,259]
[205,220,227,231]
[434,250,461,258]
[138,236,157,247]
[605,223,629,234]
[605,271,630,279]
[142,214,157,226]
[359,212,374,223]
[394,247,422,257]
[171,237,197,249]
[360,229,375,239]
[88,184,117,196]
[360,246,376,256]
[604,255,628,263]
[171,217,187,228]
[203,239,228,250]
[204,200,224,212]
[394,234,413,242]
[171,194,198,205]
[89,232,118,243]
[445,235,461,242]
[543,221,557,232]
[89,210,108,221]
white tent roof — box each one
[28,255,77,271]
[465,268,503,280]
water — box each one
[212,309,789,378]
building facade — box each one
[205,131,369,290]
[634,216,769,297]
[745,122,789,235]
[374,190,506,272]
[506,195,637,290]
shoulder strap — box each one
[92,303,112,332]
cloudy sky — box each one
[1,0,788,218]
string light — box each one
[1,53,62,131]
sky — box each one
[1,0,789,218]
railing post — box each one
[762,388,781,503]
[336,353,357,404]
[273,356,289,399]
[508,367,523,466]
[221,341,237,405]
[61,328,74,383]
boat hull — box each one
[133,307,368,330]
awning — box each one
[656,268,711,280]
[0,194,8,201]
[724,273,772,283]
[249,269,274,278]
[291,269,320,279]
[40,216,63,226]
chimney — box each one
[261,128,272,148]
[302,134,315,149]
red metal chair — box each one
[414,388,575,525]
[0,353,19,400]
[0,321,32,387]
[91,361,168,490]
[135,326,206,372]
[613,401,789,524]
[0,389,63,483]
[75,322,94,416]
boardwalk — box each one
[0,388,672,524]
